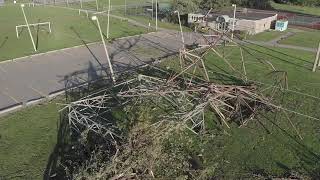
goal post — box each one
[16,22,52,38]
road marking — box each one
[0,65,7,73]
[0,90,20,103]
[29,86,47,98]
[49,80,62,86]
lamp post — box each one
[107,0,110,38]
[91,16,116,82]
[124,0,127,16]
[95,0,98,11]
[151,0,154,20]
[231,4,236,39]
[155,0,158,30]
[21,4,37,52]
[174,10,185,50]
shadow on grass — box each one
[260,113,320,178]
[0,36,8,49]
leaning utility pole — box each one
[312,42,320,72]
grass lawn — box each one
[279,29,320,48]
[0,4,147,61]
[67,0,187,31]
[0,98,63,180]
[162,44,320,177]
[247,30,289,42]
[271,1,320,16]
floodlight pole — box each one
[91,16,116,82]
[151,0,154,19]
[124,0,127,16]
[107,0,110,38]
[155,0,158,30]
[21,4,37,52]
[175,10,185,50]
[231,4,236,39]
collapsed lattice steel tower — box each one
[61,28,304,142]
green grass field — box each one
[279,29,320,48]
[247,30,289,42]
[68,0,186,31]
[0,98,63,180]
[271,1,320,16]
[247,28,320,48]
[0,4,147,61]
[162,44,320,177]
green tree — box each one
[172,0,201,14]
[199,0,231,10]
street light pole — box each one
[124,0,127,16]
[151,0,154,20]
[231,4,236,39]
[91,16,116,82]
[155,0,158,30]
[95,0,98,11]
[20,4,37,52]
[107,0,110,38]
[174,10,185,50]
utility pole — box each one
[231,4,236,39]
[313,41,320,72]
[91,16,116,82]
[20,4,37,52]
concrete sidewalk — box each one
[0,30,202,113]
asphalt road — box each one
[0,30,203,112]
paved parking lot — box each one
[0,30,203,111]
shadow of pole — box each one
[0,36,8,50]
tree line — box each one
[171,0,270,14]
[171,0,319,14]
[285,0,320,6]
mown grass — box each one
[279,29,320,48]
[67,0,187,31]
[0,4,147,61]
[0,98,64,180]
[270,1,320,16]
[161,43,320,178]
[247,30,289,42]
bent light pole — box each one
[21,4,37,52]
[91,16,116,82]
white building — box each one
[188,8,278,35]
